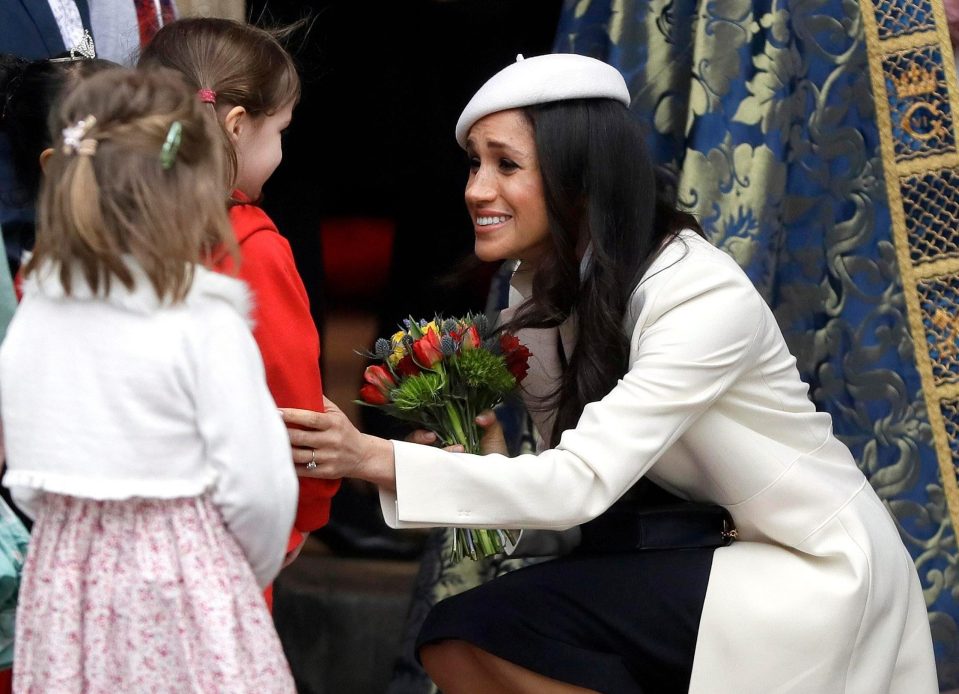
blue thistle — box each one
[473,314,489,336]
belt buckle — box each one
[721,516,738,544]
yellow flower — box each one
[387,345,406,366]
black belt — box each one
[577,503,737,553]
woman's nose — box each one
[465,169,495,203]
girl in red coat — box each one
[140,19,340,602]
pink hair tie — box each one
[197,88,217,105]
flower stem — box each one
[445,403,474,452]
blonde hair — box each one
[29,67,237,303]
[138,17,301,190]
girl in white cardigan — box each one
[283,54,938,693]
[0,68,297,693]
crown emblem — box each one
[50,30,97,63]
[892,61,938,100]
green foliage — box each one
[454,349,515,396]
[390,372,445,411]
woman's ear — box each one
[38,148,55,173]
[222,105,247,144]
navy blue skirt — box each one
[416,547,714,694]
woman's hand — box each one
[280,397,397,490]
[406,410,508,455]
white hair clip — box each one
[62,115,98,156]
[50,30,97,63]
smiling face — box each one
[464,109,550,266]
[233,101,293,199]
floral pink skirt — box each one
[13,493,295,694]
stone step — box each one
[273,551,420,694]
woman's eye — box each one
[499,159,519,172]
[467,156,480,171]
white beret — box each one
[455,53,631,148]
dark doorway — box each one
[248,0,563,329]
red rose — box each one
[360,365,395,404]
[499,333,521,353]
[360,383,390,405]
[395,355,420,377]
[500,332,531,383]
[364,364,395,390]
[412,329,444,367]
[460,324,481,351]
[506,350,531,382]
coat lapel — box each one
[499,264,570,446]
[9,0,94,58]
[14,0,66,56]
[74,0,92,33]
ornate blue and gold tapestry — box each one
[553,0,958,687]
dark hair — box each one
[503,98,702,446]
[0,54,114,206]
[29,67,237,302]
[138,17,302,190]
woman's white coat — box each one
[381,231,938,692]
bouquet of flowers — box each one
[358,314,532,563]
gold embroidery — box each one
[901,101,947,140]
[857,0,959,551]
[893,61,939,98]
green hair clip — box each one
[160,121,183,170]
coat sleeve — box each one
[381,251,765,530]
[231,212,340,532]
[192,304,298,588]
